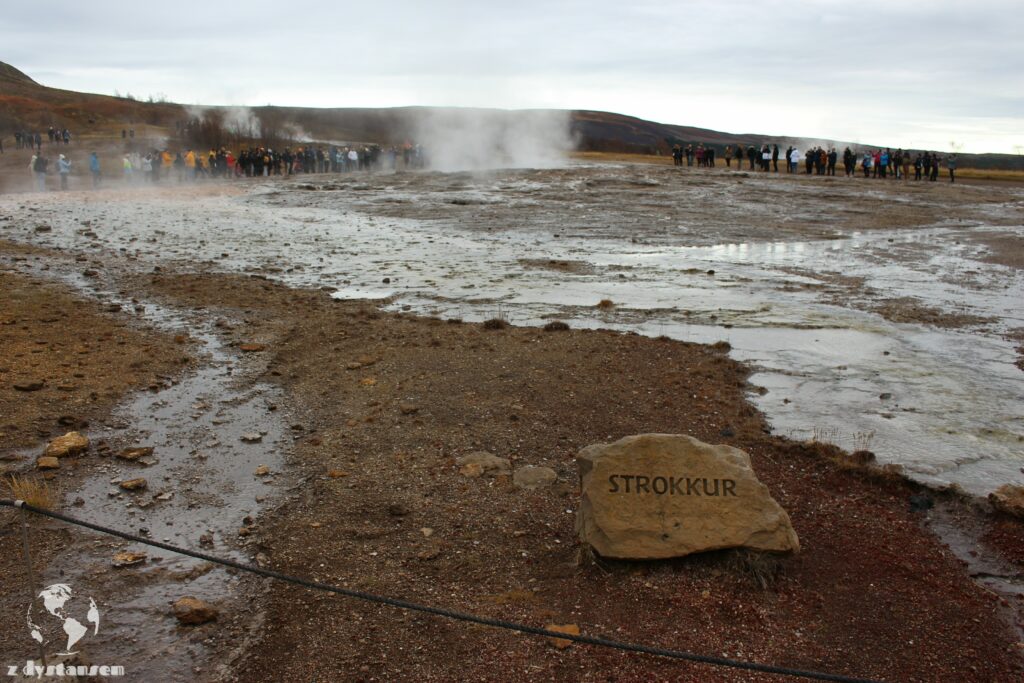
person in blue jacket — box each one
[89,152,101,188]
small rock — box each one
[387,503,410,517]
[239,343,267,352]
[241,433,263,443]
[879,392,893,400]
[199,533,214,547]
[456,452,511,478]
[545,623,580,649]
[112,551,147,568]
[14,381,45,392]
[327,469,348,478]
[154,491,174,501]
[417,547,441,561]
[36,456,60,470]
[459,462,483,477]
[420,527,434,538]
[909,493,934,512]
[44,431,89,458]
[513,466,558,491]
[171,597,218,625]
[399,403,420,415]
[989,484,1024,518]
[345,362,363,370]
[119,478,148,491]
[254,464,270,476]
[117,446,154,461]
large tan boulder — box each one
[576,434,799,559]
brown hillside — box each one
[0,62,37,86]
[1,61,1020,169]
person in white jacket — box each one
[788,148,801,173]
[58,154,72,190]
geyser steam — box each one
[412,108,573,172]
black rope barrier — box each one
[1,498,883,683]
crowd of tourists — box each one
[11,126,73,151]
[672,143,958,182]
[9,121,964,191]
[21,140,429,191]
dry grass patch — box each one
[4,475,57,510]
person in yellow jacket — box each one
[184,149,196,181]
[161,150,172,175]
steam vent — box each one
[576,434,799,559]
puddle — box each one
[5,258,288,681]
[1,165,1022,497]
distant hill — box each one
[1,60,1020,170]
[0,62,37,87]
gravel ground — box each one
[1,169,1022,680]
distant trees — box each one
[256,107,285,148]
[178,109,228,149]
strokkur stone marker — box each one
[576,434,799,559]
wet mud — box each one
[2,163,1021,495]
[1,252,289,681]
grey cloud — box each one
[1,0,1021,152]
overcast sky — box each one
[4,0,1022,153]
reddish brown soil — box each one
[1,240,1021,682]
[0,253,188,450]
[125,271,1023,683]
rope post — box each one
[18,503,48,668]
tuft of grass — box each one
[482,318,508,330]
[727,549,783,590]
[543,320,570,332]
[596,299,615,310]
[852,430,876,452]
[5,475,57,510]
